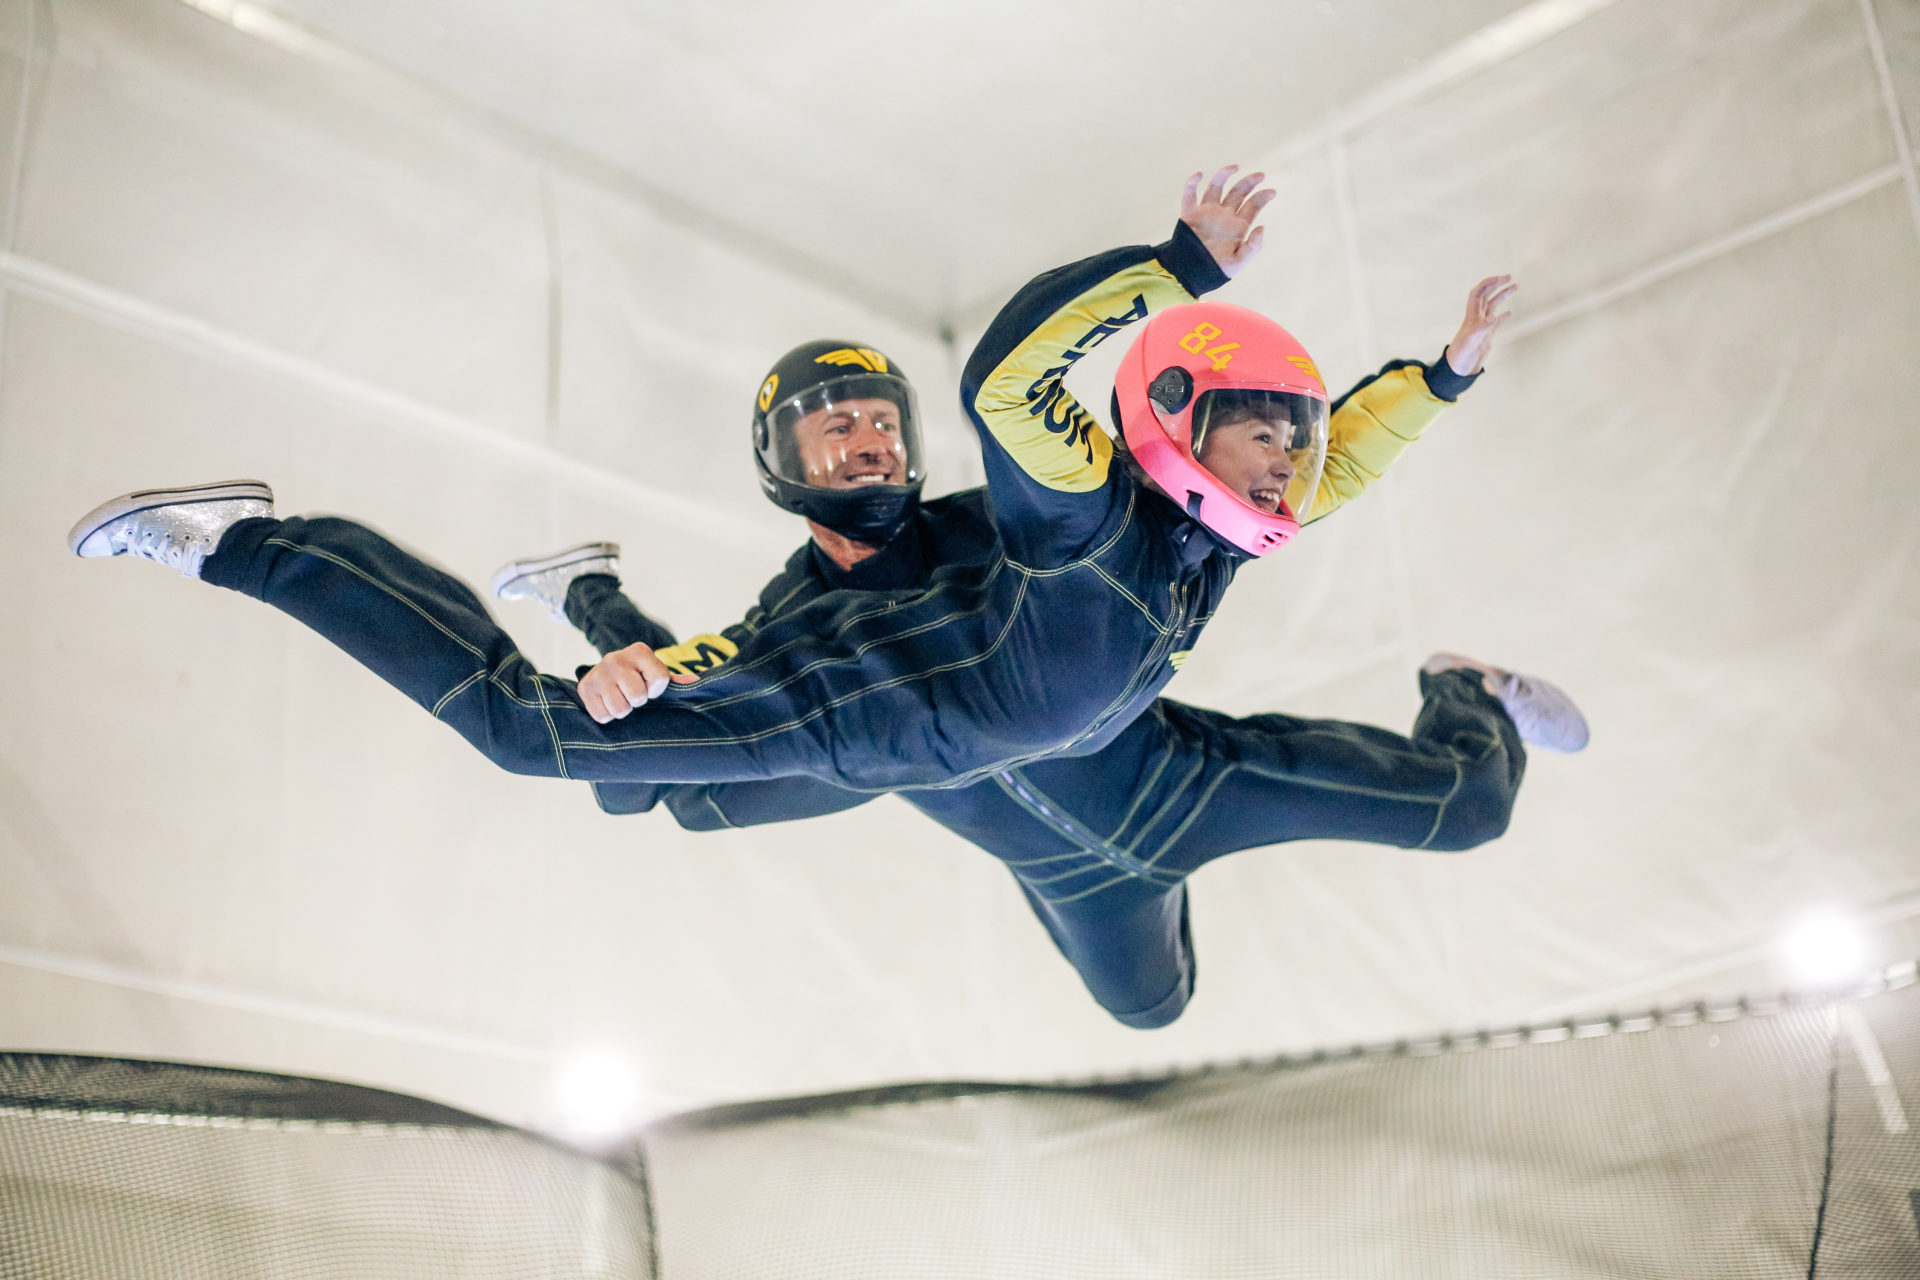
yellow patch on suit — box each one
[813,348,890,374]
[1169,649,1193,671]
[654,633,739,677]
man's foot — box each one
[1423,652,1590,753]
[490,542,620,619]
[67,480,273,579]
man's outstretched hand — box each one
[1445,275,1517,376]
[578,641,697,724]
[1179,165,1275,279]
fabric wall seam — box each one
[1,0,46,254]
[0,0,52,396]
[1261,0,1624,170]
[0,249,791,553]
[1328,139,1420,671]
[1839,1003,1911,1135]
[1331,124,1462,1028]
[0,940,547,1063]
[1804,1010,1841,1279]
[1508,165,1905,342]
[165,0,941,338]
[540,167,563,441]
[943,0,1628,336]
[1858,0,1920,243]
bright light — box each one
[1783,909,1867,987]
[550,1048,644,1141]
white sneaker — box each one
[67,480,274,579]
[1423,652,1590,753]
[490,542,620,619]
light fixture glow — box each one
[1783,909,1866,987]
[550,1048,644,1141]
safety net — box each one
[0,1054,658,1278]
[5,971,1917,1278]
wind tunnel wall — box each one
[1,0,1919,1133]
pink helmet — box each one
[1114,301,1330,556]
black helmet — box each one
[751,340,925,543]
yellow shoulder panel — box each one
[971,261,1196,493]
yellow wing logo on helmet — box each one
[757,374,779,412]
[1286,354,1322,386]
[813,348,890,374]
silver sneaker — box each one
[1423,651,1590,753]
[67,480,274,579]
[490,541,621,619]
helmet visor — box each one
[1190,388,1330,521]
[756,374,924,493]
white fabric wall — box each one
[0,0,1916,1131]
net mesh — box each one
[645,974,1920,1279]
[2,976,1915,1278]
[0,1055,657,1279]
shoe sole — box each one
[489,541,620,598]
[67,480,273,556]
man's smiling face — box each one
[792,397,908,488]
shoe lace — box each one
[125,521,211,577]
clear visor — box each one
[1190,387,1330,521]
[756,373,924,491]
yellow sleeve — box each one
[1293,364,1452,524]
[968,258,1198,493]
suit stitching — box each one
[1414,758,1465,850]
[558,572,1034,762]
[1143,764,1240,867]
[1109,740,1177,845]
[1127,751,1208,858]
[993,771,1182,887]
[1225,756,1454,804]
[431,668,486,718]
[702,792,741,829]
[683,555,1010,693]
[525,661,570,780]
[264,537,485,660]
[1029,870,1145,905]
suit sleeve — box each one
[646,546,821,679]
[1295,352,1479,526]
[589,548,858,823]
[959,220,1228,567]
